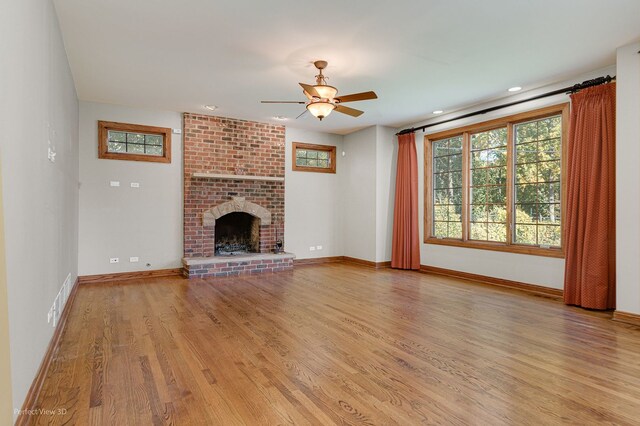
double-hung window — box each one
[425,104,568,257]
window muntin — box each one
[425,104,567,257]
[107,130,164,156]
[296,148,330,168]
[98,121,171,163]
[292,142,336,173]
[469,128,508,243]
[513,115,562,247]
[432,136,463,239]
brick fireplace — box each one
[182,113,293,278]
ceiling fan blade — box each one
[335,91,378,103]
[299,83,320,98]
[295,109,308,119]
[261,100,306,104]
[335,105,364,117]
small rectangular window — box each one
[292,142,336,173]
[98,121,171,163]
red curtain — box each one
[391,133,420,270]
[564,83,616,309]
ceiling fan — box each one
[261,60,378,121]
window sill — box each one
[424,237,565,258]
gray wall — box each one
[285,128,344,259]
[375,126,398,263]
[342,127,378,262]
[616,41,640,315]
[0,0,79,416]
[78,102,183,275]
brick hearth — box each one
[182,253,295,278]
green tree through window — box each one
[432,136,463,239]
[514,116,562,247]
[426,105,566,256]
[470,128,508,242]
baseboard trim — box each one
[342,256,391,269]
[293,256,391,269]
[419,265,563,299]
[16,277,79,426]
[294,256,344,266]
[78,268,183,284]
[612,310,640,327]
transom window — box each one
[425,104,568,257]
[292,142,336,173]
[98,121,171,163]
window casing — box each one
[98,121,171,163]
[292,142,336,173]
[425,104,568,258]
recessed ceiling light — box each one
[272,116,288,121]
[204,105,218,111]
[433,110,444,114]
[508,86,522,92]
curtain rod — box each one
[396,75,616,136]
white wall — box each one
[0,0,79,416]
[284,128,344,259]
[616,42,640,315]
[342,127,378,262]
[375,126,397,262]
[405,66,616,289]
[78,102,183,275]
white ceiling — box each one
[53,0,640,135]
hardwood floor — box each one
[28,264,640,425]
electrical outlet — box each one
[110,257,119,264]
[172,128,182,134]
[309,246,316,251]
[130,182,140,188]
[316,245,323,250]
[130,257,139,263]
[110,181,120,187]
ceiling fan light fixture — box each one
[313,85,338,100]
[306,101,335,121]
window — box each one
[432,136,463,239]
[292,142,336,173]
[98,121,171,163]
[425,104,568,257]
[514,116,562,247]
[469,128,508,243]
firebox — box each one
[214,212,260,255]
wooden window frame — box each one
[98,121,171,163]
[292,142,337,174]
[424,103,569,258]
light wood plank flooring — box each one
[29,263,640,425]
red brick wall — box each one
[183,113,285,258]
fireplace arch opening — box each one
[215,212,260,255]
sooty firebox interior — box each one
[215,212,260,255]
